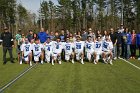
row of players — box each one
[20,35,113,66]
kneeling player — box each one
[21,38,33,66]
[102,35,113,65]
[44,37,53,63]
[94,36,103,64]
[63,37,74,63]
[85,36,95,62]
[32,38,44,64]
[52,38,63,65]
[74,35,85,64]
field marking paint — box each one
[0,64,37,93]
[120,58,140,70]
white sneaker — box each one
[138,57,140,60]
[113,57,117,60]
[20,61,22,64]
[41,61,44,64]
[59,61,62,64]
[94,60,97,64]
[81,61,84,64]
[30,62,32,66]
[72,60,74,64]
[118,57,121,59]
[110,60,113,65]
[52,62,54,65]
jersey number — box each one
[25,47,29,51]
[96,44,101,48]
[47,47,50,51]
[86,44,91,49]
[76,45,81,49]
[56,45,59,49]
[66,46,70,50]
[35,47,39,51]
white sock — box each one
[20,60,22,64]
[72,59,74,64]
[81,59,84,64]
[41,60,43,64]
[30,61,32,66]
[59,61,62,64]
[52,60,54,65]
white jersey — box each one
[94,41,103,52]
[74,41,85,53]
[63,42,74,54]
[32,43,43,56]
[53,41,63,54]
[102,40,113,52]
[85,41,94,53]
[21,43,32,57]
[44,42,53,54]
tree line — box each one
[0,0,140,35]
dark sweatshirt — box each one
[1,32,14,47]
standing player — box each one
[85,36,95,62]
[21,38,33,66]
[94,36,103,64]
[102,35,113,65]
[32,38,44,64]
[63,37,74,63]
[52,38,63,65]
[74,35,85,64]
[44,37,53,63]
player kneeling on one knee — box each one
[74,35,85,64]
[93,36,103,64]
[21,38,33,66]
[32,38,44,64]
[63,37,74,63]
[85,36,95,62]
[102,35,113,65]
[52,38,63,65]
[44,37,53,63]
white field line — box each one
[120,58,140,70]
[0,64,37,93]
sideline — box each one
[120,58,140,70]
[0,64,37,93]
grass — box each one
[0,48,140,93]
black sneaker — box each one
[11,61,15,63]
[3,62,7,65]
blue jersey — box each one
[136,33,140,46]
[38,32,48,43]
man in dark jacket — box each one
[1,27,14,64]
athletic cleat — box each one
[109,60,113,65]
[20,61,22,64]
[72,60,74,64]
[41,61,44,64]
[59,61,62,64]
[30,62,32,66]
[52,62,54,65]
[113,57,117,60]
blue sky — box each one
[17,0,58,15]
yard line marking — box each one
[120,58,140,70]
[0,64,37,93]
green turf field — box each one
[0,48,140,93]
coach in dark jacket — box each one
[1,27,14,64]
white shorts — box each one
[53,53,61,60]
[24,53,31,62]
[45,52,52,62]
[86,52,94,60]
[34,53,41,61]
[75,52,83,60]
[103,51,111,55]
[95,51,103,55]
[65,52,73,61]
